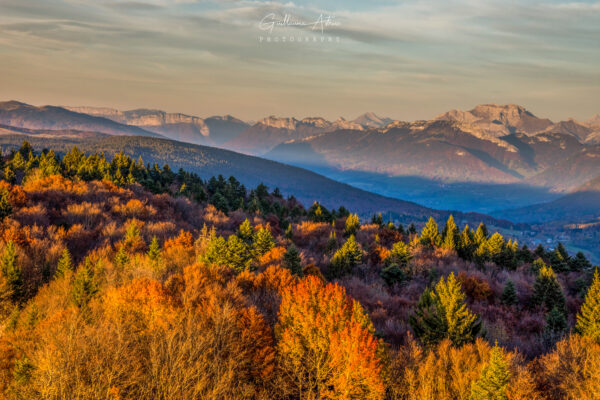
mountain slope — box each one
[0,101,162,138]
[0,133,521,229]
[0,124,110,139]
[496,175,600,224]
[526,146,600,192]
[267,120,539,183]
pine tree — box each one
[200,234,228,266]
[441,215,459,251]
[409,288,446,348]
[419,217,441,248]
[71,260,98,309]
[408,223,417,235]
[380,263,405,287]
[0,188,12,221]
[474,223,488,245]
[330,235,362,278]
[500,281,518,306]
[147,236,161,261]
[114,245,129,269]
[39,150,61,177]
[283,244,303,276]
[569,252,592,272]
[0,240,23,302]
[410,272,480,347]
[549,243,569,273]
[532,263,566,314]
[386,241,411,269]
[545,306,567,338]
[253,226,274,258]
[470,342,510,400]
[458,224,475,259]
[534,244,546,259]
[4,165,16,184]
[224,234,252,272]
[576,268,600,342]
[55,248,73,279]
[436,272,481,346]
[344,213,360,236]
[211,192,229,213]
[531,258,546,274]
[237,219,254,243]
[486,233,505,259]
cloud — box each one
[0,0,598,120]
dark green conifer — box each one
[283,244,303,276]
[0,188,12,221]
[410,273,480,347]
[532,263,566,314]
[569,252,592,272]
[0,240,23,302]
[501,281,518,306]
[71,260,98,309]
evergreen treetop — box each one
[576,268,600,343]
[420,217,441,248]
[470,342,510,400]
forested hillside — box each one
[0,143,599,399]
[0,134,516,229]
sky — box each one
[0,0,598,122]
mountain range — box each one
[2,100,599,211]
[1,99,599,259]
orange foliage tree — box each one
[275,275,385,400]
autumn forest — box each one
[0,142,599,400]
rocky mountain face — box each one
[223,116,364,154]
[66,106,249,146]
[435,104,554,137]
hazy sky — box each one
[0,0,598,121]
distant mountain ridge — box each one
[0,101,163,138]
